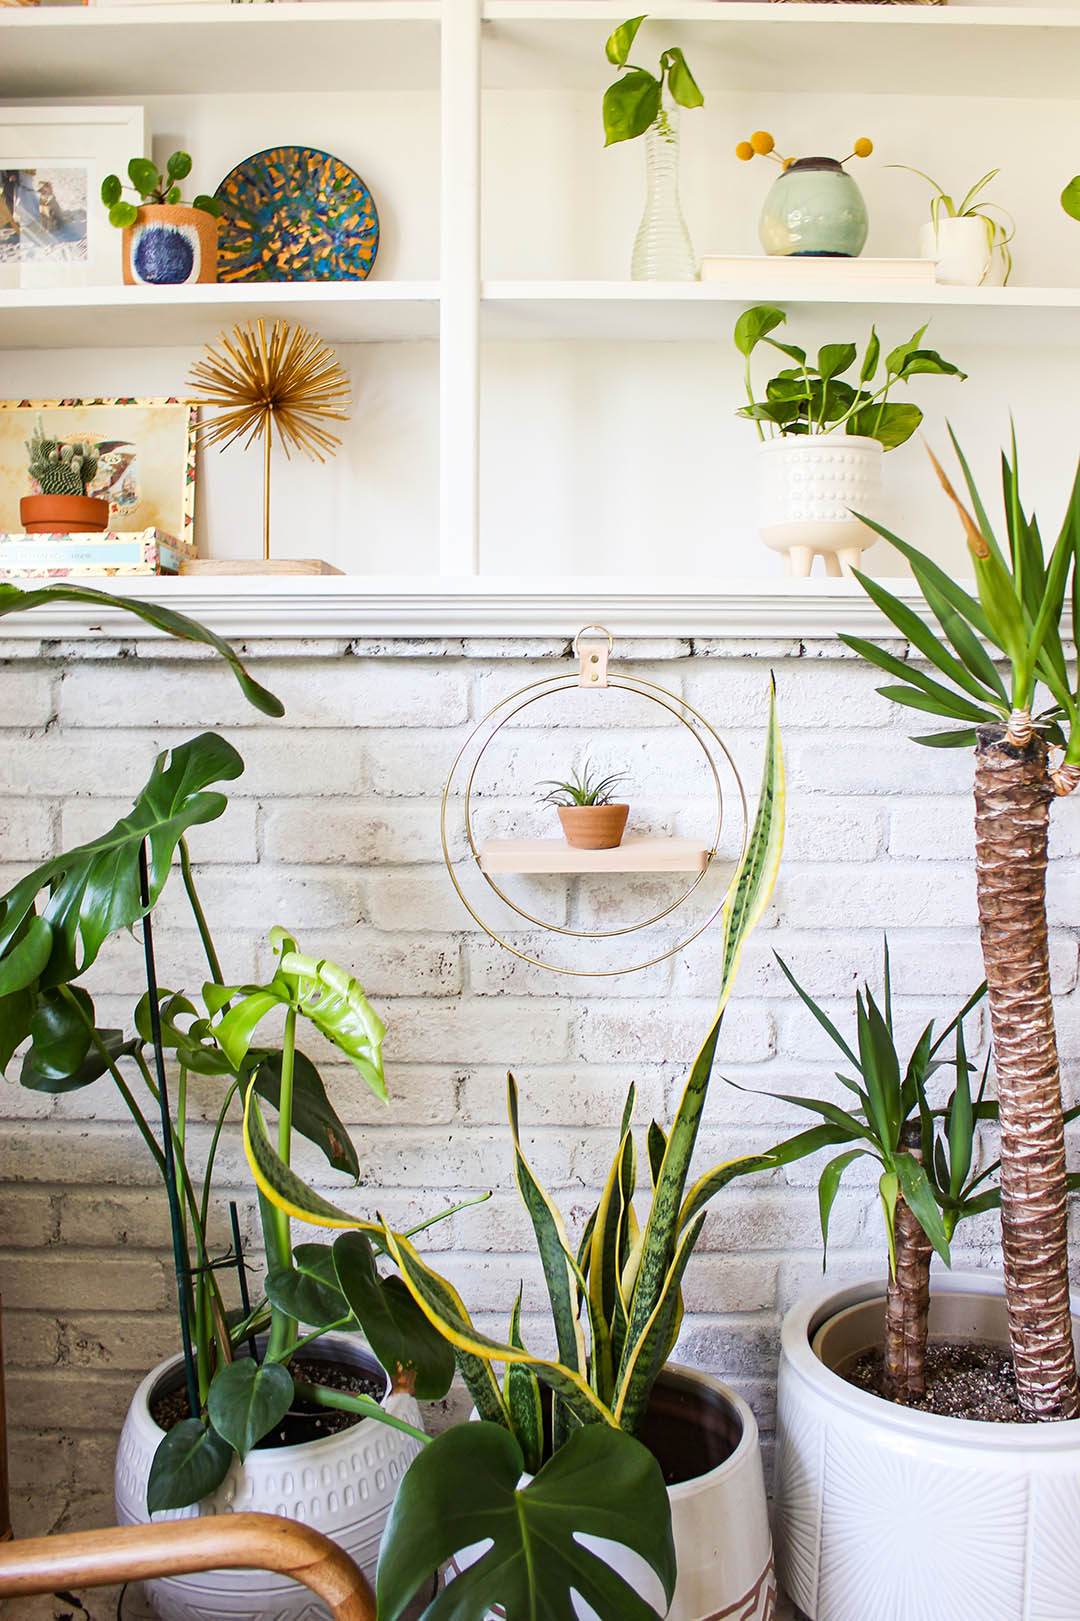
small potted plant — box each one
[602,15,703,281]
[540,759,630,848]
[102,151,222,286]
[735,129,874,258]
[893,165,1014,286]
[19,416,109,534]
[735,304,966,576]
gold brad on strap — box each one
[440,627,747,977]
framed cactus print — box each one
[0,105,146,288]
[0,398,197,545]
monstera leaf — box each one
[0,733,243,994]
[0,581,283,718]
[376,1422,676,1621]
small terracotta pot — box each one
[20,494,110,534]
[122,205,218,286]
[557,804,629,849]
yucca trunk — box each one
[883,1130,932,1403]
[974,725,1079,1420]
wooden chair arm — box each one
[0,1511,376,1621]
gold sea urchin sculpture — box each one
[188,318,351,562]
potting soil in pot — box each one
[151,1356,384,1446]
[839,1339,1033,1423]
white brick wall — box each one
[3,633,1079,1523]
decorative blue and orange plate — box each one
[213,146,379,282]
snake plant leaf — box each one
[679,1123,856,1231]
[381,1225,613,1430]
[332,1231,455,1399]
[589,1120,636,1401]
[242,1085,383,1233]
[0,582,283,717]
[253,1049,360,1178]
[376,1422,676,1621]
[819,1151,865,1268]
[0,733,243,989]
[146,1419,233,1514]
[614,1213,705,1433]
[507,1073,589,1381]
[506,1286,544,1476]
[265,1242,352,1330]
[717,679,784,1014]
[208,1358,293,1460]
[646,1120,667,1189]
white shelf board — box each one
[482,3,1080,98]
[0,2,442,96]
[481,281,1080,346]
[480,837,714,874]
[0,573,950,641]
[0,282,441,351]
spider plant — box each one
[893,165,1014,284]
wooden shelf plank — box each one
[479,837,715,873]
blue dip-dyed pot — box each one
[759,157,868,258]
[122,205,218,285]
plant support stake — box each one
[139,840,199,1420]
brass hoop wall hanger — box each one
[440,628,748,976]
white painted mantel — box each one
[0,577,938,642]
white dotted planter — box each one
[757,436,881,579]
[774,1272,1080,1621]
[115,1336,423,1621]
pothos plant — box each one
[602,15,703,147]
[734,304,966,449]
[0,731,471,1509]
[247,685,785,1621]
[101,151,222,229]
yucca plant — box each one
[841,427,1080,1420]
[730,946,989,1402]
[245,686,785,1620]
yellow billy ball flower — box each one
[735,140,754,161]
[750,130,775,155]
[853,137,873,158]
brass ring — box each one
[573,624,615,657]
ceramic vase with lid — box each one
[759,157,868,257]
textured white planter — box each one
[455,1363,775,1620]
[774,1272,1080,1621]
[115,1336,423,1621]
[758,436,881,580]
[920,216,1004,287]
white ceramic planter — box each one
[115,1336,423,1621]
[774,1272,1080,1621]
[757,436,881,579]
[455,1363,776,1621]
[920,216,1004,287]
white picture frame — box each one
[0,105,147,289]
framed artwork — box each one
[0,106,147,288]
[0,398,197,546]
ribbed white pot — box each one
[774,1272,1080,1621]
[757,436,881,578]
[920,216,1004,287]
[115,1336,423,1621]
[455,1364,776,1621]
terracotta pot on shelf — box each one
[557,803,629,849]
[19,494,110,534]
[122,204,218,286]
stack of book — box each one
[0,528,195,578]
